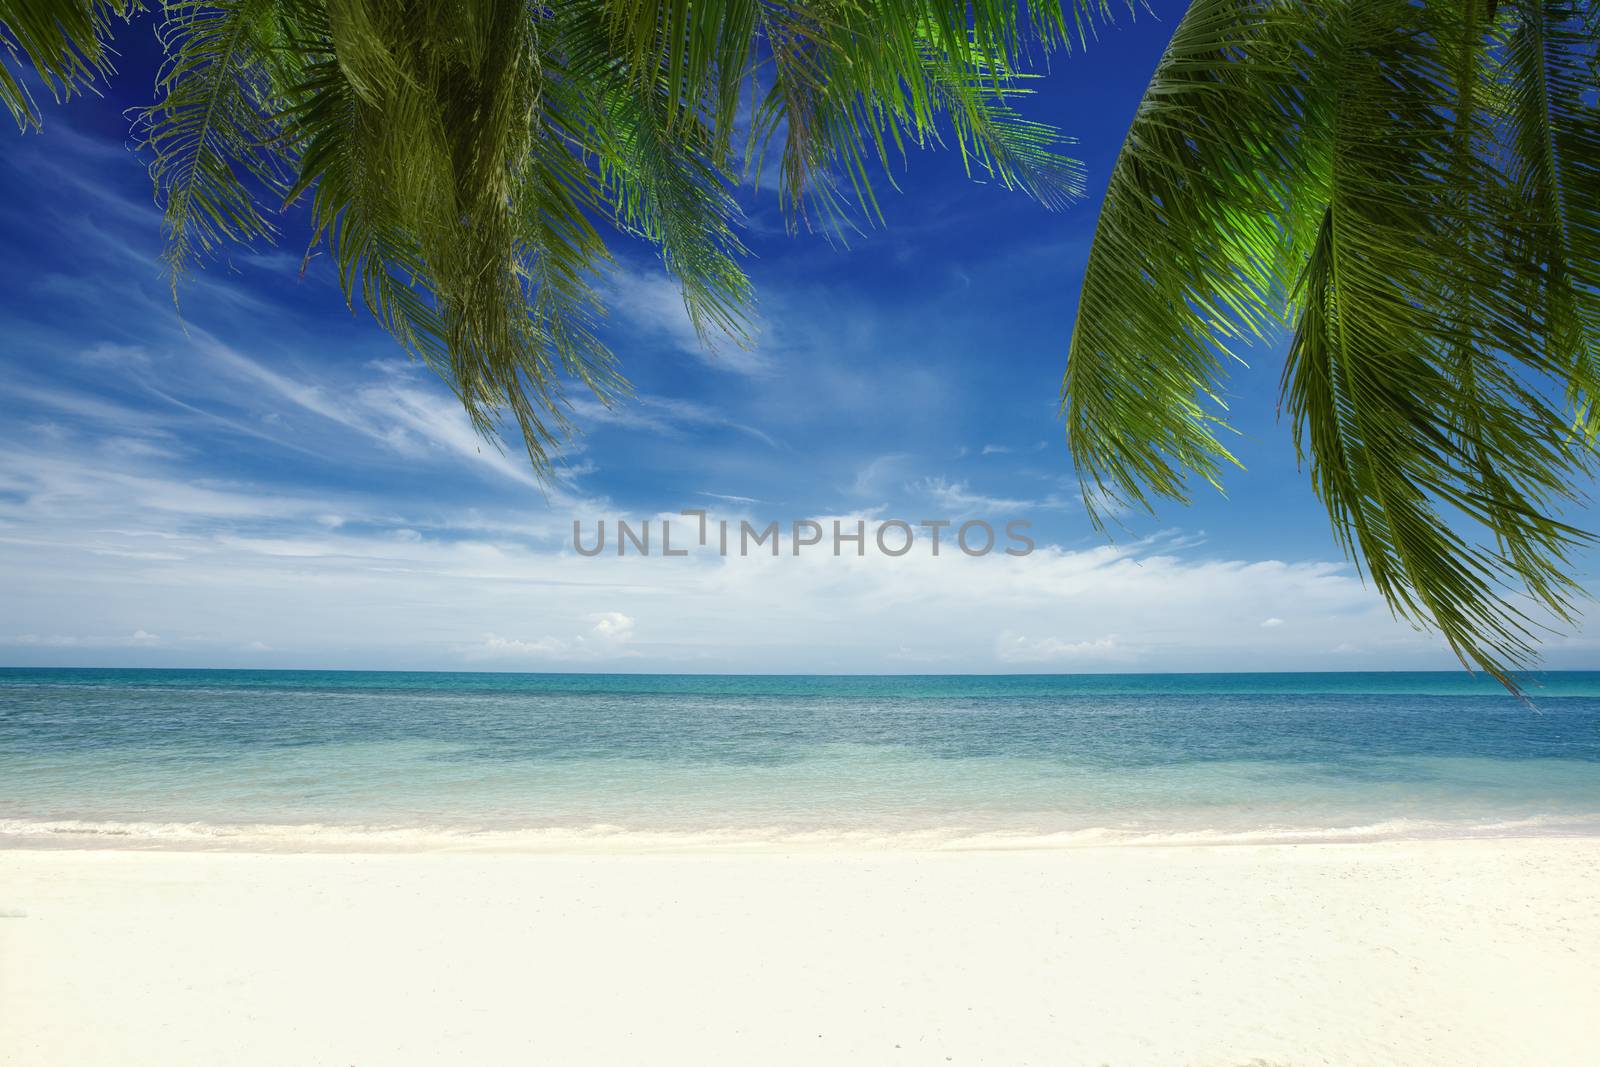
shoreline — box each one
[5,813,1600,853]
[3,812,1600,857]
[4,836,1597,1066]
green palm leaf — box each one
[1064,0,1600,689]
[1501,0,1600,437]
[0,0,140,130]
[133,0,288,282]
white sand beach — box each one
[2,837,1597,1066]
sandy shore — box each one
[2,838,1597,1066]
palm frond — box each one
[746,2,1095,234]
[1064,0,1295,516]
[133,0,287,287]
[0,0,139,130]
[1499,0,1600,437]
[1064,0,1600,689]
[281,0,617,468]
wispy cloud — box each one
[78,342,152,370]
[916,476,1073,515]
[698,491,763,504]
[568,394,779,450]
[850,453,909,497]
[606,265,773,375]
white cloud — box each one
[0,629,161,648]
[589,611,635,643]
[472,612,636,663]
[0,477,1487,672]
[996,633,1129,664]
[917,476,1072,515]
[1261,617,1285,628]
[478,634,569,658]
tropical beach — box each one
[5,0,1600,1063]
[5,670,1600,1064]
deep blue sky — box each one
[2,6,1595,672]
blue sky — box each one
[2,7,1596,673]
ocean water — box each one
[2,668,1599,849]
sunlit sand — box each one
[3,836,1596,1066]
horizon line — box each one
[2,665,1591,679]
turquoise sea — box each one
[3,668,1599,848]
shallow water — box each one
[3,668,1598,847]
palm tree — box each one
[5,3,1598,688]
[1064,0,1599,688]
[0,0,1088,458]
